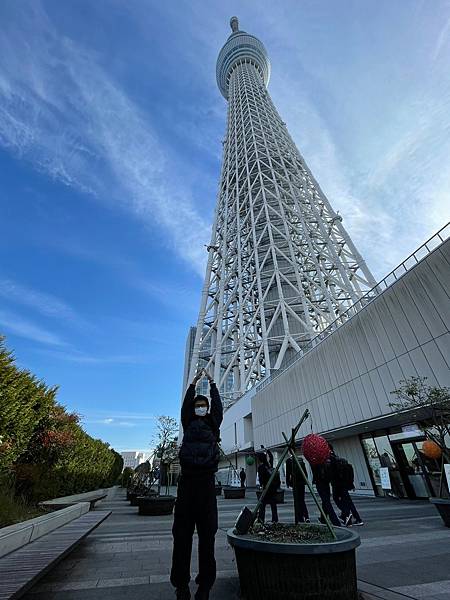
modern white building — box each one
[120,451,151,470]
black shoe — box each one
[176,588,191,600]
[194,587,209,600]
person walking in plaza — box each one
[286,453,310,523]
[257,451,280,523]
[311,459,341,527]
[239,467,246,488]
[260,444,274,467]
[329,449,364,526]
[170,368,223,600]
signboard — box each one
[379,467,392,490]
[445,464,450,491]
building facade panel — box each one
[435,333,450,375]
[392,283,434,346]
[250,240,450,449]
[408,270,448,338]
[421,338,450,386]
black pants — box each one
[293,483,309,523]
[258,493,278,523]
[333,486,361,521]
[316,482,340,526]
[171,473,218,590]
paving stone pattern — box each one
[23,487,450,600]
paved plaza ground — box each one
[23,487,450,600]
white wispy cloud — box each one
[261,5,450,278]
[0,278,90,328]
[83,411,155,421]
[93,418,136,427]
[33,347,153,365]
[0,309,66,346]
[0,1,210,276]
[431,14,450,62]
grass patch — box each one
[0,488,46,528]
[249,522,335,543]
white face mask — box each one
[195,406,208,417]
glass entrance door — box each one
[391,441,431,499]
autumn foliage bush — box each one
[0,337,123,507]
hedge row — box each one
[0,337,123,502]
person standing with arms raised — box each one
[170,369,223,600]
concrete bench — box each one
[39,489,109,511]
[0,510,110,600]
[0,502,91,559]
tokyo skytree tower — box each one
[189,17,376,403]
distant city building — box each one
[120,451,151,470]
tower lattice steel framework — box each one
[189,17,376,405]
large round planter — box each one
[223,486,246,500]
[227,526,360,600]
[137,495,176,516]
[430,498,450,527]
[256,489,285,504]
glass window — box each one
[361,437,384,497]
[374,435,406,498]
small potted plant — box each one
[390,377,450,526]
[221,445,246,499]
[128,465,152,505]
[136,416,177,516]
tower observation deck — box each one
[189,18,377,405]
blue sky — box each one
[0,1,449,453]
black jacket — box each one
[179,383,223,476]
[257,463,280,498]
[312,460,332,486]
[286,456,307,488]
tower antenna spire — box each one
[230,16,239,33]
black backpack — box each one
[267,467,281,492]
[334,457,354,490]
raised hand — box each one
[192,369,204,385]
[204,370,214,383]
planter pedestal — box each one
[137,495,176,516]
[227,526,360,600]
[223,486,246,500]
[256,489,285,504]
[430,498,450,527]
[215,485,222,496]
[128,492,139,506]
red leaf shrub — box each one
[302,433,330,465]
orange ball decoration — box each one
[422,440,442,459]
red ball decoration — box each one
[422,440,442,459]
[302,434,331,465]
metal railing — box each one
[255,221,450,394]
